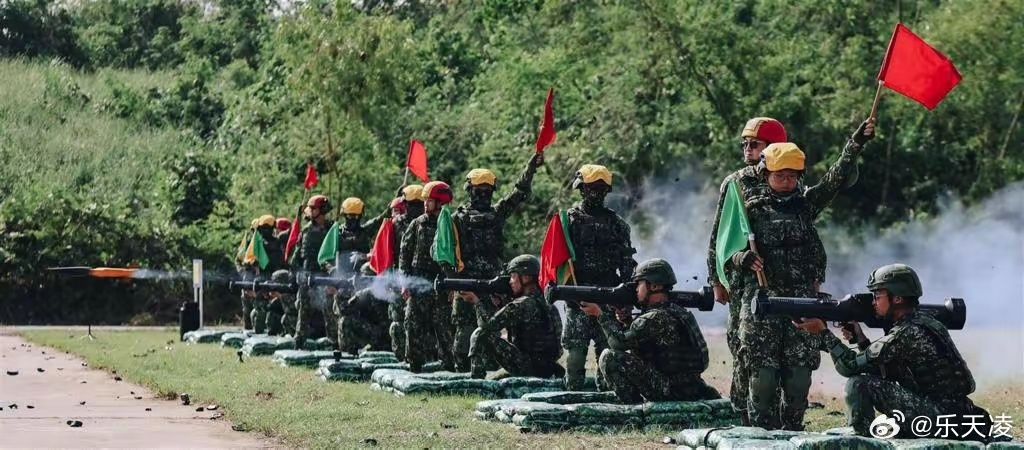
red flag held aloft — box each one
[407,139,429,182]
[877,23,962,110]
[535,88,556,153]
[304,163,318,190]
[368,218,396,274]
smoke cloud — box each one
[628,171,1024,382]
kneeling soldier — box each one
[795,263,994,441]
[581,258,720,403]
[460,255,563,379]
[332,263,391,354]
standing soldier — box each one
[449,153,544,371]
[399,181,457,372]
[249,215,286,334]
[335,197,390,263]
[580,259,720,402]
[561,164,638,391]
[291,194,335,350]
[274,217,294,334]
[388,185,422,361]
[732,119,873,430]
[275,217,292,249]
[235,218,260,330]
[706,117,788,424]
[459,255,563,379]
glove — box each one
[731,250,760,270]
[529,152,545,168]
[851,118,876,146]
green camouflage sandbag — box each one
[569,403,643,425]
[370,369,413,386]
[717,438,797,449]
[678,427,772,448]
[474,399,524,420]
[789,434,893,450]
[521,391,619,404]
[220,332,248,348]
[241,336,281,356]
[271,350,338,367]
[643,412,716,427]
[642,400,714,415]
[360,362,409,372]
[391,378,500,397]
[357,350,396,359]
[408,372,472,382]
[501,402,576,422]
[889,439,986,449]
[185,329,232,344]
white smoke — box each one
[628,171,1024,381]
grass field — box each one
[19,328,1022,448]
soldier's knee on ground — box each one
[467,327,485,357]
[597,348,626,372]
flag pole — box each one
[870,80,885,120]
[734,180,768,289]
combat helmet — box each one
[572,164,613,190]
[423,181,453,204]
[341,197,365,215]
[741,117,788,143]
[505,254,540,278]
[307,194,332,213]
[271,269,292,284]
[867,263,923,299]
[761,143,805,172]
[632,258,677,288]
[402,184,424,202]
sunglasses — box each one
[740,140,767,150]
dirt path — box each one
[0,334,275,448]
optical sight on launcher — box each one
[544,282,715,311]
[752,292,966,331]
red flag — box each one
[284,213,301,264]
[877,23,962,110]
[539,211,576,287]
[303,163,318,189]
[406,139,429,182]
[535,88,556,153]
[368,218,395,274]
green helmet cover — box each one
[866,263,922,298]
[271,269,292,284]
[632,258,677,287]
[506,254,540,277]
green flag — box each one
[317,222,340,267]
[431,205,463,272]
[715,180,752,290]
[243,231,271,270]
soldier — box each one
[291,194,335,350]
[731,119,873,430]
[796,264,994,441]
[235,218,260,330]
[332,263,391,355]
[334,197,389,262]
[449,153,544,371]
[275,217,292,248]
[266,269,292,336]
[579,258,720,403]
[561,164,638,391]
[705,117,788,424]
[274,217,295,334]
[399,181,457,372]
[459,255,563,379]
[388,185,423,362]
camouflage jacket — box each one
[451,161,538,278]
[391,203,423,268]
[706,165,765,287]
[565,204,637,286]
[598,302,709,376]
[817,311,976,402]
[335,287,389,324]
[475,289,560,360]
[293,219,334,272]
[260,229,287,275]
[399,213,441,278]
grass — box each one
[20,328,1022,448]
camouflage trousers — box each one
[250,297,268,334]
[405,291,456,373]
[266,297,284,336]
[452,299,476,372]
[389,321,406,361]
[279,295,297,337]
[562,307,608,391]
[845,375,992,440]
[240,291,254,330]
[598,349,721,403]
[469,328,563,379]
[295,286,333,349]
[727,292,747,414]
[338,316,390,355]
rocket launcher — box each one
[752,292,966,331]
[544,282,716,311]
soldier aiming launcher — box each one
[229,275,368,295]
[434,275,514,297]
[752,293,966,331]
[544,282,716,311]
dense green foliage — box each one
[1,0,1021,324]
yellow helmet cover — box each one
[466,169,496,186]
[341,197,365,215]
[763,143,806,171]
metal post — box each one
[192,259,204,329]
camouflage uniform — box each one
[335,287,391,354]
[246,228,286,334]
[597,302,720,403]
[469,289,561,378]
[292,219,334,348]
[814,312,990,439]
[562,204,637,390]
[736,139,862,430]
[450,159,539,371]
[400,213,456,372]
[388,294,406,361]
